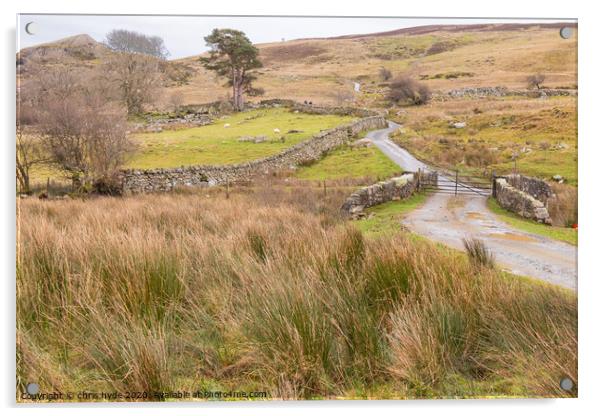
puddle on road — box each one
[447,197,467,210]
[466,211,485,220]
[488,232,537,243]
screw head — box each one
[560,27,573,39]
[560,377,574,391]
[26,382,40,395]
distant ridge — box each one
[311,22,577,41]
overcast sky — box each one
[17,14,575,59]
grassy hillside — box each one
[20,23,576,108]
[168,23,577,107]
[390,96,577,184]
[17,34,194,89]
[17,187,577,401]
[128,108,354,169]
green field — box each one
[295,145,402,181]
[487,198,577,245]
[354,193,428,237]
[129,108,355,169]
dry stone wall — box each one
[256,99,384,118]
[341,171,438,218]
[442,87,577,99]
[494,174,553,224]
[505,173,554,204]
[118,115,387,194]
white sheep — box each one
[224,123,231,128]
[273,128,280,134]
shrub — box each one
[387,76,431,106]
[527,73,546,90]
[426,41,454,55]
[464,144,498,168]
[378,67,392,81]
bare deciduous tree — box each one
[527,73,546,90]
[387,76,431,105]
[169,91,185,112]
[16,126,48,194]
[17,81,52,193]
[29,70,134,191]
[103,53,162,115]
[105,29,169,59]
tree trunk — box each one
[236,82,244,111]
[16,166,30,194]
[232,70,245,111]
[232,73,238,110]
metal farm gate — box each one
[421,169,493,197]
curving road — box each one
[367,122,577,290]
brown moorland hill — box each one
[17,22,577,108]
[171,22,577,106]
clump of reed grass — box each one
[16,185,576,401]
[463,237,496,269]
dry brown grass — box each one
[19,25,576,109]
[16,184,576,401]
[548,182,578,227]
[391,96,578,185]
[164,26,576,108]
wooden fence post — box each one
[492,170,497,198]
[455,170,458,196]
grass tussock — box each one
[17,186,576,400]
[548,182,578,227]
[463,237,496,269]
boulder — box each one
[351,138,373,148]
[253,135,268,143]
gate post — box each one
[455,170,458,196]
[417,168,421,191]
[491,170,496,198]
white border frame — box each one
[3,1,600,415]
